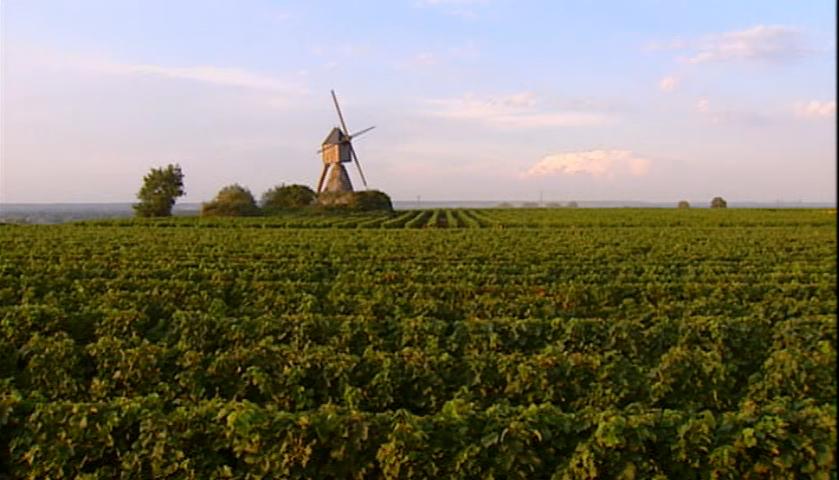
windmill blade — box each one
[349,144,368,189]
[349,126,375,139]
[316,164,329,193]
[331,90,350,135]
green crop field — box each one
[0,209,836,478]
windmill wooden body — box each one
[316,90,374,194]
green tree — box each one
[133,164,185,217]
[201,184,260,217]
[710,196,728,209]
[261,184,316,211]
[677,200,691,209]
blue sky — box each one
[1,0,835,203]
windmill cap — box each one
[322,127,347,146]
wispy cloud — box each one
[524,150,651,178]
[694,97,769,125]
[397,52,438,70]
[658,75,678,92]
[695,97,711,114]
[426,92,613,128]
[688,25,808,64]
[99,63,307,93]
[415,0,488,18]
[396,41,480,71]
[793,100,836,119]
[650,25,810,65]
[27,48,308,95]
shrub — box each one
[317,190,393,212]
[678,200,691,209]
[353,190,393,211]
[201,184,259,217]
[262,185,316,211]
[710,197,728,209]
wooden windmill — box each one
[317,90,375,193]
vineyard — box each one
[0,208,835,478]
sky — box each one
[0,0,836,203]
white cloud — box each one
[397,52,438,69]
[418,0,486,4]
[658,75,678,92]
[25,49,308,95]
[695,98,711,114]
[793,100,836,119]
[426,92,613,128]
[102,63,306,93]
[685,25,808,64]
[693,97,770,125]
[524,150,651,178]
[650,25,810,65]
[416,0,488,18]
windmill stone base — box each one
[323,163,354,193]
[317,191,356,206]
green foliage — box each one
[201,184,259,217]
[133,164,185,217]
[678,200,690,209]
[261,184,316,211]
[353,190,394,212]
[318,190,393,212]
[711,196,728,208]
[0,209,835,477]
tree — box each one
[134,164,185,217]
[677,200,691,209]
[201,184,259,217]
[261,184,316,211]
[710,197,728,209]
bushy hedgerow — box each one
[201,184,259,217]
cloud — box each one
[685,25,809,64]
[695,97,711,114]
[426,92,613,128]
[396,42,480,70]
[524,150,651,178]
[417,0,486,4]
[101,63,306,93]
[793,100,836,119]
[25,49,308,95]
[658,75,678,92]
[415,0,488,18]
[650,25,810,65]
[397,52,438,69]
[693,97,770,125]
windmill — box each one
[317,90,374,193]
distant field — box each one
[1,209,835,478]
